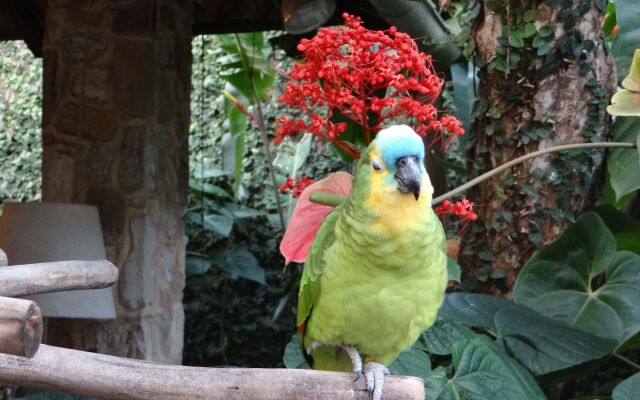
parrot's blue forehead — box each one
[374,125,425,168]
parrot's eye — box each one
[371,158,383,171]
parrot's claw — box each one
[342,345,363,381]
[364,361,390,400]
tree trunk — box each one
[463,0,616,294]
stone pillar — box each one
[41,0,192,363]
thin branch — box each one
[0,260,118,297]
[433,142,637,205]
[614,352,640,372]
[0,344,425,400]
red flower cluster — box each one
[435,198,478,227]
[280,175,316,197]
[275,13,463,157]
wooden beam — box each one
[0,296,42,358]
[0,345,425,400]
[0,260,118,297]
[2,1,44,57]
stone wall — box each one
[41,0,192,363]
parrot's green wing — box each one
[297,207,340,331]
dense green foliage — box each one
[2,3,640,399]
[183,34,345,367]
[0,41,42,206]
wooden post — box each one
[0,248,7,267]
[0,345,425,400]
[0,260,118,297]
[0,296,43,358]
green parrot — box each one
[296,125,447,400]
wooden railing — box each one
[0,253,424,400]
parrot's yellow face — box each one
[358,125,434,233]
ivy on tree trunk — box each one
[462,0,616,294]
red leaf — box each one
[280,171,353,264]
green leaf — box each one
[419,319,476,356]
[451,62,474,135]
[292,133,313,176]
[388,345,431,379]
[612,372,640,400]
[219,249,266,284]
[425,337,546,400]
[440,293,616,375]
[446,257,461,282]
[524,23,537,38]
[283,335,310,369]
[611,1,640,77]
[523,9,536,23]
[510,35,525,48]
[203,213,234,237]
[532,35,548,49]
[191,167,227,179]
[189,180,233,200]
[514,212,640,347]
[438,292,506,332]
[537,25,555,38]
[496,307,615,375]
[217,33,276,103]
[603,4,617,37]
[537,43,552,56]
[186,256,211,275]
[607,117,640,201]
[594,205,640,254]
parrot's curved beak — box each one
[394,156,421,200]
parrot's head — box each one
[354,125,433,211]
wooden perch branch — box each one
[0,260,118,297]
[0,345,425,400]
[0,296,42,358]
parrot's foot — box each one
[341,345,363,381]
[364,361,390,400]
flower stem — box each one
[432,142,637,205]
[233,34,286,231]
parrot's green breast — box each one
[300,170,447,370]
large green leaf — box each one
[440,293,616,376]
[217,33,276,103]
[186,256,211,275]
[594,205,640,254]
[388,345,431,379]
[495,307,615,376]
[418,318,476,356]
[218,249,266,285]
[607,117,640,201]
[612,372,640,400]
[611,1,640,78]
[514,212,640,348]
[425,337,546,400]
[446,257,461,283]
[283,335,310,369]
